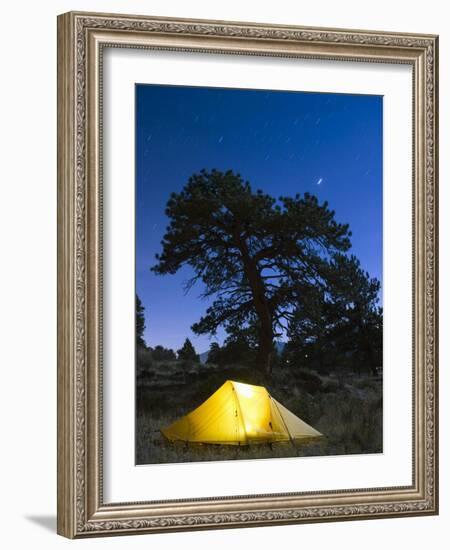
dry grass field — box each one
[136,359,382,465]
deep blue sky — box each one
[136,84,382,353]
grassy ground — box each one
[136,360,382,465]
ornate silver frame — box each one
[57,11,439,538]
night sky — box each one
[135,84,383,354]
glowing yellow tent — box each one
[161,380,322,445]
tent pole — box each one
[230,381,247,446]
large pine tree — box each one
[153,169,379,374]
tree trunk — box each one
[245,265,274,374]
[257,318,274,374]
[234,230,274,374]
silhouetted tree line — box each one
[136,301,200,370]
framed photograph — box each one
[57,11,439,538]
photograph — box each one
[54,9,438,538]
[135,84,384,465]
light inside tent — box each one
[233,382,254,398]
